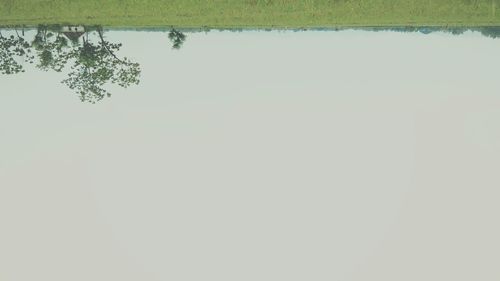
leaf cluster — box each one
[0,27,142,103]
[0,33,34,74]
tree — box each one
[168,29,187,49]
[62,28,141,103]
[0,29,34,74]
[31,26,70,72]
[479,27,500,39]
[1,26,141,103]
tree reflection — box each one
[62,28,140,103]
[0,25,189,103]
[32,26,69,72]
[169,29,187,49]
[0,28,34,74]
[0,25,147,103]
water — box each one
[1,27,500,280]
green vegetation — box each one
[0,26,142,102]
[1,0,500,27]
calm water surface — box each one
[1,29,500,280]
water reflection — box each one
[168,29,187,49]
[0,29,35,74]
[350,26,500,38]
[0,25,187,103]
[2,25,500,103]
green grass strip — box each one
[2,0,500,27]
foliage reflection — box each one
[0,25,186,103]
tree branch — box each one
[97,30,126,63]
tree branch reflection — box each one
[0,25,187,103]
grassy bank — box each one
[1,0,500,27]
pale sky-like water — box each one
[1,30,500,280]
